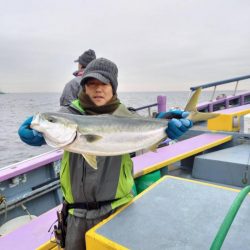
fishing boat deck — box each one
[86,176,250,249]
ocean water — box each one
[0,90,235,168]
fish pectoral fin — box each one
[148,139,165,152]
[80,134,103,143]
[82,153,97,170]
[149,143,158,152]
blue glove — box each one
[157,110,193,140]
[166,118,193,140]
[18,116,46,146]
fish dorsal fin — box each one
[82,153,97,170]
[80,134,103,143]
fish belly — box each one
[64,130,166,156]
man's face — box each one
[78,63,84,71]
[85,78,113,106]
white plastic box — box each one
[240,113,250,134]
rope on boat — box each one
[21,204,32,220]
[0,194,8,223]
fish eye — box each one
[48,117,56,123]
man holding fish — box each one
[18,58,193,249]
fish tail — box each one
[184,87,219,123]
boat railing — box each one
[190,75,250,102]
[129,95,167,116]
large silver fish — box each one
[31,113,168,169]
[30,88,219,169]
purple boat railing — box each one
[190,75,250,112]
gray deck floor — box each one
[95,177,250,249]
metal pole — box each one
[210,86,217,101]
[233,81,239,96]
[147,107,151,117]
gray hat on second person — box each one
[74,49,96,67]
[80,58,118,93]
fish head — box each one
[31,112,77,148]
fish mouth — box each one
[30,114,41,129]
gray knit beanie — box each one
[80,58,118,93]
[74,49,96,67]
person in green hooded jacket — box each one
[18,57,193,249]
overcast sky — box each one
[0,0,249,93]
